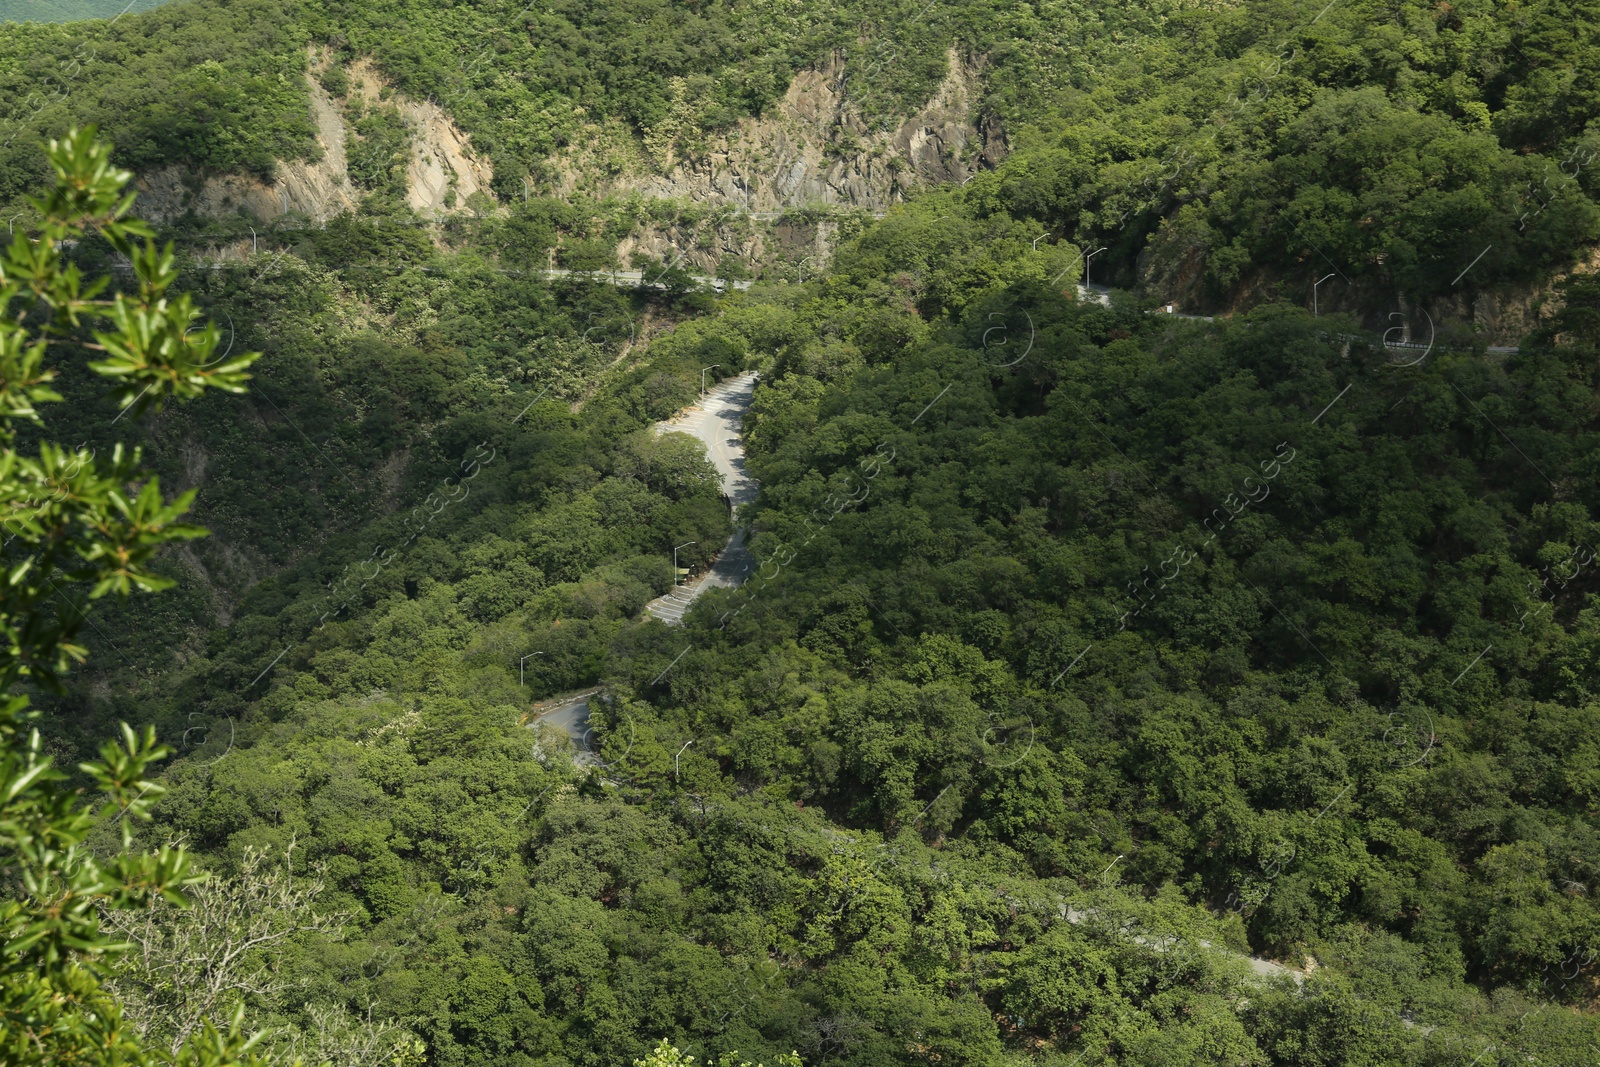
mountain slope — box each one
[5,0,1600,1063]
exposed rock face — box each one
[550,47,1006,211]
[134,62,357,225]
[611,215,839,280]
[1457,243,1600,343]
[340,55,497,217]
[133,48,494,225]
[134,45,1002,226]
[128,44,1003,280]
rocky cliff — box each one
[134,45,1005,228]
[548,47,1006,211]
[134,48,495,225]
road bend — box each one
[644,370,760,625]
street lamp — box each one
[701,365,720,397]
[1084,247,1107,290]
[674,541,697,586]
[519,652,544,687]
[797,256,816,284]
[1312,272,1336,317]
[675,739,696,781]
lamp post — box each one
[674,541,697,586]
[1084,247,1107,290]
[675,739,695,781]
[1312,273,1336,317]
[701,365,720,397]
[797,256,816,284]
[519,652,544,687]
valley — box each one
[2,0,1600,1065]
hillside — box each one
[3,0,1600,1065]
[6,0,1599,329]
[0,0,167,23]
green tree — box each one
[715,255,751,287]
[0,127,261,1066]
[561,238,619,274]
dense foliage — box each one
[16,184,1589,1065]
[0,128,264,1066]
[0,0,167,22]
[3,0,1600,1064]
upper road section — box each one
[645,371,760,624]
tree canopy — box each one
[2,0,1600,1063]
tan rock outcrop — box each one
[128,44,1003,280]
[549,47,1005,212]
[133,47,494,225]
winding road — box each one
[517,366,1453,1033]
[527,371,761,756]
[643,370,761,625]
[524,688,605,766]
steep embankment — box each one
[131,45,1005,276]
[549,48,1004,212]
[134,48,495,225]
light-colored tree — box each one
[633,1038,803,1067]
[102,846,333,1056]
[271,1004,425,1067]
[101,844,418,1065]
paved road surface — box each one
[645,371,760,625]
[525,689,603,766]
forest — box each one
[2,0,1600,1064]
